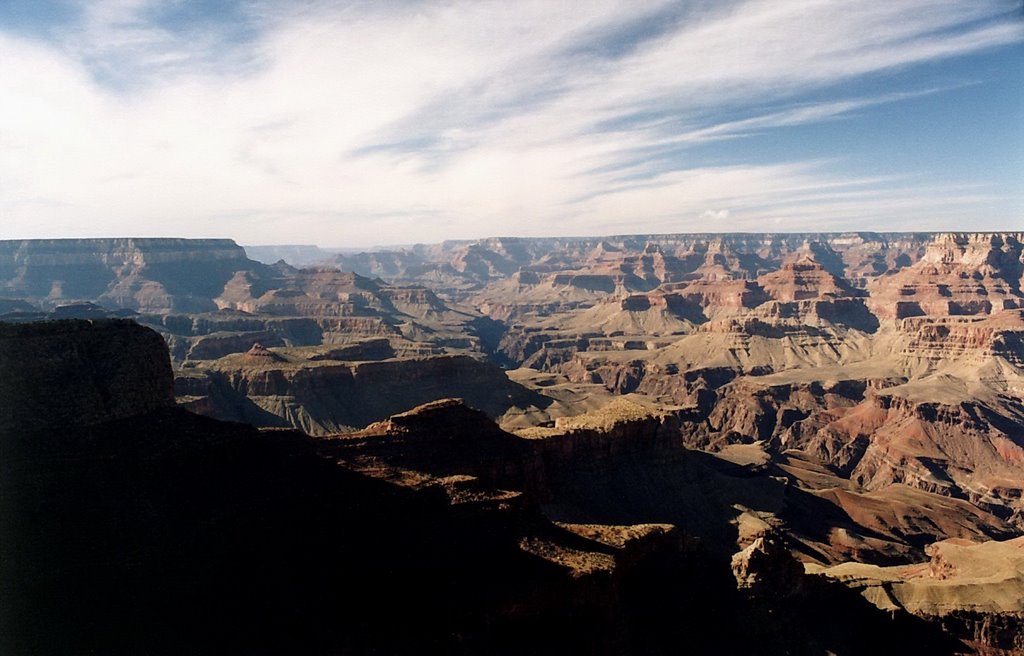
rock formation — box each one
[175,350,548,434]
[0,238,253,312]
[5,232,1024,652]
[0,319,174,433]
[3,317,974,655]
[812,536,1024,653]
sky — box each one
[0,0,1022,248]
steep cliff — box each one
[0,238,256,313]
[0,319,174,434]
[176,349,548,434]
[7,317,1016,653]
[867,233,1024,319]
[813,536,1024,654]
[0,323,722,656]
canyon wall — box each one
[0,238,254,312]
[0,319,174,434]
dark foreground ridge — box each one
[0,319,972,655]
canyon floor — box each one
[2,232,1024,654]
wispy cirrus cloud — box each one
[0,0,1020,246]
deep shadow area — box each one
[1,410,631,655]
[1,406,968,655]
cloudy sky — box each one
[1,1,1021,247]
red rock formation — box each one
[899,310,1024,364]
[673,279,769,310]
[868,233,1024,319]
[757,257,861,302]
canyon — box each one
[3,232,1024,653]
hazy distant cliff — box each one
[0,238,256,313]
[327,231,947,287]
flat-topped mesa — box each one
[178,352,537,435]
[558,290,705,332]
[757,257,862,302]
[379,286,446,309]
[868,232,1024,319]
[619,291,696,313]
[551,272,622,293]
[0,238,247,268]
[515,398,689,473]
[216,267,457,332]
[0,238,254,313]
[0,319,174,433]
[672,279,770,312]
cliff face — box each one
[3,318,1013,654]
[867,233,1024,319]
[177,351,547,434]
[0,323,720,656]
[0,238,254,313]
[813,536,1024,654]
[333,232,937,290]
[0,319,174,434]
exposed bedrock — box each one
[177,352,547,434]
[867,232,1024,319]
[0,238,255,312]
[813,536,1024,654]
[695,377,1024,525]
[5,317,1018,653]
[0,319,174,434]
[0,317,964,655]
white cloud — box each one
[0,0,1020,246]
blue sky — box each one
[0,1,1021,246]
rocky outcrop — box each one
[814,536,1024,653]
[334,399,538,492]
[0,319,174,434]
[674,279,769,312]
[184,330,285,361]
[731,518,806,597]
[516,398,692,478]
